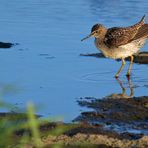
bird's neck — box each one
[96,28,107,41]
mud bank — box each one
[9,94,148,147]
[1,95,148,147]
[74,96,148,136]
[13,121,148,148]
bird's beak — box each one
[81,32,94,41]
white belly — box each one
[95,39,146,59]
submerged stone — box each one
[0,42,14,48]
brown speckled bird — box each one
[81,15,148,78]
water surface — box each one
[0,0,147,122]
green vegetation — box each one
[0,100,77,147]
[0,84,88,148]
[0,82,78,148]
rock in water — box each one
[0,42,14,48]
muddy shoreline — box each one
[13,118,148,147]
[2,96,147,147]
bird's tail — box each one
[139,15,146,23]
[131,15,146,30]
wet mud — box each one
[74,96,148,135]
[1,100,148,147]
[13,122,148,148]
[74,77,148,137]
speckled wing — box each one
[104,27,138,48]
[104,16,145,48]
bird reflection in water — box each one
[107,77,134,99]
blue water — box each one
[0,0,148,122]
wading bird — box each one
[81,15,148,78]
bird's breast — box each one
[94,38,144,59]
[94,38,114,58]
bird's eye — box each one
[95,31,98,33]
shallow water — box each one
[0,0,148,123]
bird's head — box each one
[81,24,106,41]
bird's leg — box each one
[126,55,134,77]
[115,58,126,78]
